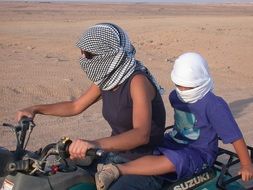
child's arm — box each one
[232,138,253,181]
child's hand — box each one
[238,164,253,181]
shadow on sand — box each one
[229,97,253,119]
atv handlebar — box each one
[1,118,104,177]
[0,136,104,177]
[3,116,35,160]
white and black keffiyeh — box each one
[76,23,163,93]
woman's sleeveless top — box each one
[101,70,166,160]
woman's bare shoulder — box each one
[130,74,155,100]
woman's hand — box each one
[239,164,253,181]
[16,107,36,122]
[69,139,97,160]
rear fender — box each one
[162,167,216,190]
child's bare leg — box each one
[95,155,175,190]
[118,155,176,175]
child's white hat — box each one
[171,52,210,87]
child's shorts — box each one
[156,136,213,181]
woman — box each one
[16,23,166,190]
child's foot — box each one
[95,163,120,190]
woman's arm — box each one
[16,84,101,121]
[232,138,253,181]
[69,74,156,158]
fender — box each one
[192,172,210,186]
[171,170,214,190]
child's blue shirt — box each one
[165,90,243,164]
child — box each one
[94,52,253,190]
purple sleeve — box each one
[207,97,243,144]
[168,90,176,107]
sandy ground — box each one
[0,2,253,188]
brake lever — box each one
[2,123,21,132]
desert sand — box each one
[0,1,253,187]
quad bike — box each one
[0,117,252,190]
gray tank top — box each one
[101,70,166,160]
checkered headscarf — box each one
[76,23,163,93]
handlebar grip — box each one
[19,116,29,123]
[19,116,33,126]
[58,137,105,159]
[86,149,105,157]
[64,142,104,158]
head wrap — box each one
[76,23,163,93]
[171,52,214,103]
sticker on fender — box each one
[0,180,14,190]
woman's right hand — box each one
[16,107,36,122]
[69,139,98,160]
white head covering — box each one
[171,52,214,103]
